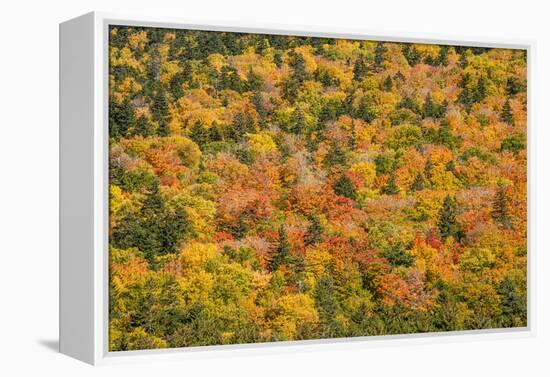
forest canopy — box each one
[108,25,527,351]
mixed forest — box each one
[108,26,528,351]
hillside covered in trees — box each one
[108,26,528,351]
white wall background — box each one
[0,0,547,375]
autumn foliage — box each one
[108,26,528,351]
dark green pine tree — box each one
[208,121,224,142]
[151,87,170,135]
[506,76,525,96]
[189,121,209,148]
[109,98,136,139]
[497,276,527,327]
[492,185,512,227]
[423,93,437,118]
[305,214,323,246]
[436,45,449,66]
[438,119,460,150]
[382,172,400,195]
[333,174,357,200]
[500,99,514,126]
[132,115,154,137]
[402,44,421,66]
[458,73,474,112]
[230,112,256,141]
[314,275,341,338]
[394,70,406,82]
[252,91,267,127]
[353,55,368,81]
[459,50,469,68]
[437,195,462,240]
[409,173,426,192]
[324,142,347,169]
[473,75,488,103]
[291,108,307,135]
[374,42,386,72]
[289,51,308,84]
[268,224,291,272]
[246,67,264,92]
[382,75,393,91]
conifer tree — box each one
[208,121,223,142]
[324,142,347,168]
[268,224,291,272]
[382,75,393,91]
[423,93,436,118]
[305,214,323,245]
[353,55,368,81]
[132,115,154,137]
[492,185,512,227]
[314,275,341,337]
[109,98,136,139]
[473,75,488,103]
[436,45,449,66]
[374,42,386,72]
[437,195,462,240]
[333,174,358,200]
[189,121,209,148]
[459,50,469,68]
[403,44,420,66]
[151,87,169,125]
[409,173,426,192]
[382,172,400,195]
[291,108,307,135]
[500,99,514,126]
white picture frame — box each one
[59,11,536,365]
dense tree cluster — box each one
[108,26,528,351]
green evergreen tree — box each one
[356,94,379,122]
[132,115,154,137]
[403,44,420,66]
[473,75,488,103]
[333,174,357,200]
[353,55,368,80]
[458,73,474,112]
[382,75,393,91]
[506,76,525,96]
[324,142,347,168]
[208,121,224,142]
[500,99,514,126]
[437,195,462,240]
[438,119,460,150]
[246,68,264,92]
[382,172,400,195]
[151,87,170,126]
[492,185,512,227]
[230,112,256,141]
[409,173,426,192]
[305,214,324,245]
[459,50,469,68]
[423,93,437,118]
[189,121,209,148]
[314,275,341,337]
[291,108,307,135]
[501,133,526,154]
[110,98,136,139]
[424,159,433,183]
[268,225,291,272]
[394,71,406,82]
[498,276,527,327]
[436,45,449,66]
[374,42,386,72]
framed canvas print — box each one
[60,12,533,365]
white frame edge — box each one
[59,11,536,366]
